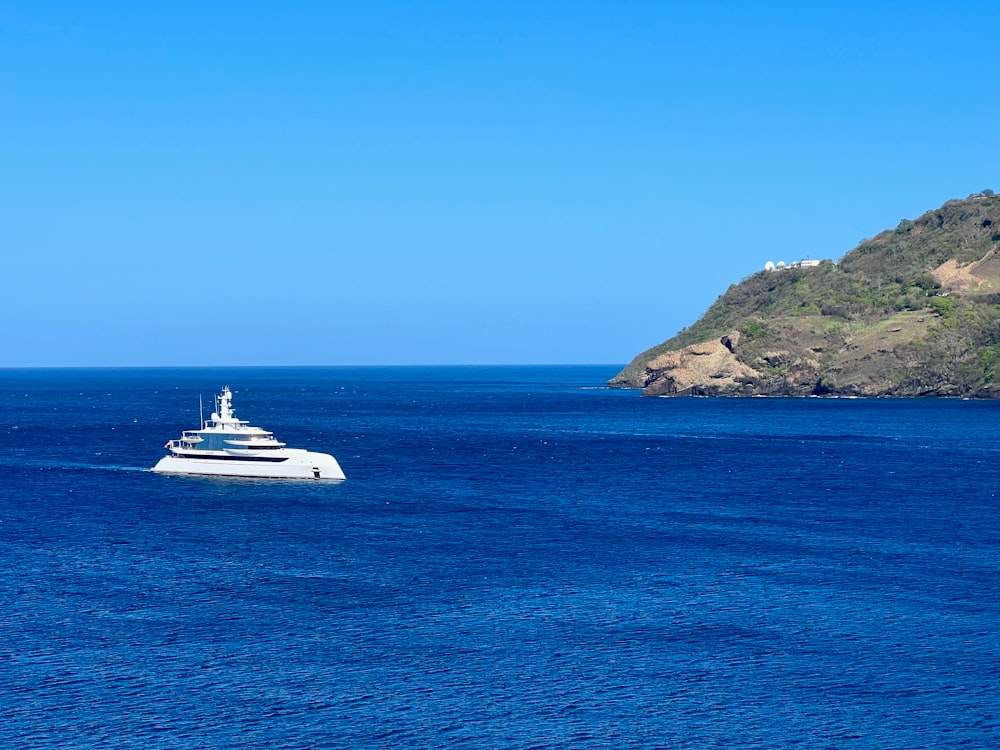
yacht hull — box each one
[152,449,346,480]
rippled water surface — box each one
[2,366,999,748]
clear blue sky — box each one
[2,2,997,366]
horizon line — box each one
[0,362,627,371]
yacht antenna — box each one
[200,394,204,429]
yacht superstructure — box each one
[152,386,346,480]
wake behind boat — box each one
[152,386,346,480]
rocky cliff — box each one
[611,192,1000,397]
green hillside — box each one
[612,192,1000,397]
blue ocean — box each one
[2,366,998,748]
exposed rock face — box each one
[612,192,1000,398]
[641,336,761,396]
[933,252,1000,294]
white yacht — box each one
[152,386,346,480]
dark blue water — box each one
[2,366,999,748]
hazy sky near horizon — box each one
[2,1,998,366]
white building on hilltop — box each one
[765,258,825,271]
